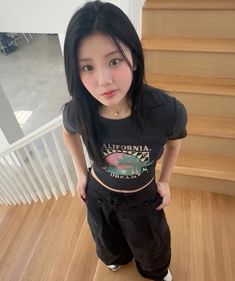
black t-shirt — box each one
[63,85,187,190]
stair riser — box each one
[169,92,235,118]
[181,136,235,158]
[143,10,235,38]
[169,174,235,196]
[145,51,235,78]
[145,2,235,10]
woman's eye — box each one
[110,58,122,66]
[80,65,93,72]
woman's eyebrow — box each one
[78,50,121,62]
[104,50,120,57]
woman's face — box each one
[77,33,134,108]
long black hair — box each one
[64,0,146,165]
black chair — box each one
[0,33,17,55]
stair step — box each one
[142,10,235,38]
[146,74,235,118]
[176,152,235,182]
[144,0,235,10]
[169,174,235,195]
[182,135,235,158]
[176,93,235,118]
[157,151,235,182]
[144,49,235,78]
[142,37,235,53]
[188,115,235,139]
[145,74,235,97]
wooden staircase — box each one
[143,0,235,195]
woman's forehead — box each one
[77,32,130,59]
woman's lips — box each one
[102,90,116,98]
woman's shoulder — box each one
[62,100,80,134]
[141,84,188,139]
[142,84,174,109]
[62,100,77,122]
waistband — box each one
[90,167,154,193]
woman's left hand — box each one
[155,181,171,210]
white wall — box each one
[0,0,144,55]
[0,0,86,34]
[0,0,143,35]
[0,85,24,147]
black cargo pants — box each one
[85,172,171,281]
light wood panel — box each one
[39,195,86,281]
[175,151,235,181]
[145,74,235,97]
[64,222,98,281]
[170,174,235,195]
[21,195,73,281]
[181,135,235,158]
[0,190,234,281]
[142,10,235,38]
[144,50,235,78]
[0,201,50,281]
[168,92,235,118]
[0,204,33,267]
[144,0,235,10]
[156,151,235,195]
[142,0,235,194]
[187,115,235,139]
[142,37,235,53]
[168,184,235,281]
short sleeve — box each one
[62,101,80,134]
[168,98,187,140]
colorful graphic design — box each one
[102,143,153,179]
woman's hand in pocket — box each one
[155,181,171,210]
[77,173,88,203]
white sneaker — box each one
[163,269,173,281]
[107,264,121,271]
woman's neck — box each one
[99,98,132,119]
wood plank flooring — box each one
[0,187,234,281]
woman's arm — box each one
[62,125,88,201]
[156,139,181,210]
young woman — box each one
[62,1,187,281]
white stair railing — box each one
[0,115,88,206]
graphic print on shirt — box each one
[102,143,153,179]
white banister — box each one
[0,115,78,205]
[16,150,40,203]
[41,136,67,197]
[0,115,62,157]
[0,176,16,205]
[1,156,29,205]
[51,131,76,196]
[31,142,55,199]
[0,161,22,204]
[8,153,34,204]
[23,145,52,202]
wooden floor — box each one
[0,187,234,281]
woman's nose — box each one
[97,68,113,86]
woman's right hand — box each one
[76,173,88,203]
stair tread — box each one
[145,74,235,97]
[188,115,235,139]
[142,37,235,53]
[144,0,235,10]
[176,152,235,181]
[157,151,235,181]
